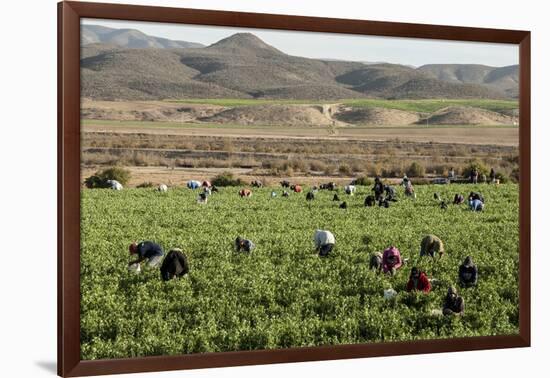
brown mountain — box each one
[81,30,517,101]
[417,64,519,97]
[81,49,246,100]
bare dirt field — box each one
[82,121,518,146]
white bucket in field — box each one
[384,288,397,300]
[128,263,141,273]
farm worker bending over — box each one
[469,198,484,211]
[468,191,485,203]
[401,174,410,188]
[384,185,398,201]
[442,286,465,316]
[406,267,431,293]
[313,229,335,257]
[106,179,123,190]
[235,237,255,253]
[187,180,201,189]
[345,185,356,195]
[369,252,383,271]
[160,248,189,281]
[239,188,252,197]
[404,180,415,198]
[453,194,465,205]
[378,197,390,208]
[364,195,375,207]
[129,241,164,268]
[459,256,478,287]
[372,177,384,200]
[382,246,403,275]
[420,235,445,259]
[197,192,208,204]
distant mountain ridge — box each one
[417,64,519,97]
[81,26,519,101]
[81,24,204,49]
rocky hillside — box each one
[81,27,519,101]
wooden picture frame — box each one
[58,1,531,376]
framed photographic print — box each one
[58,1,530,376]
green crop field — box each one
[81,184,519,360]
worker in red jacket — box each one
[239,188,252,197]
[406,267,431,293]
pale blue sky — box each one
[82,18,518,67]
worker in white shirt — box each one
[313,229,336,257]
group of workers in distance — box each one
[187,174,487,217]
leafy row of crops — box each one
[81,183,519,360]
